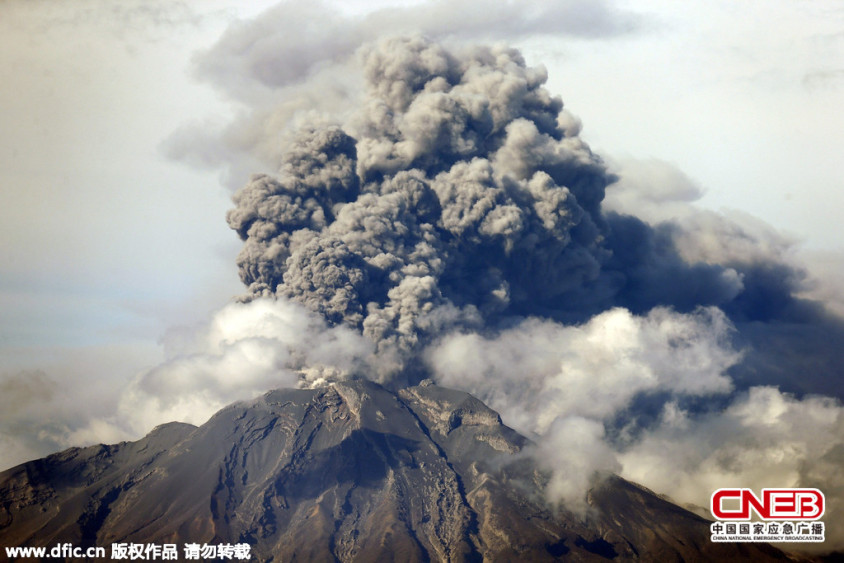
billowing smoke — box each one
[226,37,613,378]
[426,306,739,433]
[116,298,375,434]
[221,33,844,397]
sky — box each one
[2,0,844,550]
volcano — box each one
[0,380,788,561]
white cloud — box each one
[535,415,620,512]
[426,306,740,507]
[98,298,374,437]
[426,306,738,433]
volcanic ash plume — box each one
[79,33,842,550]
[227,37,612,376]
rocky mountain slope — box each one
[0,380,789,561]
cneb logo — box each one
[711,488,824,520]
[709,488,826,543]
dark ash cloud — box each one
[224,35,844,399]
[225,37,615,377]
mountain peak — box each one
[1,381,789,561]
